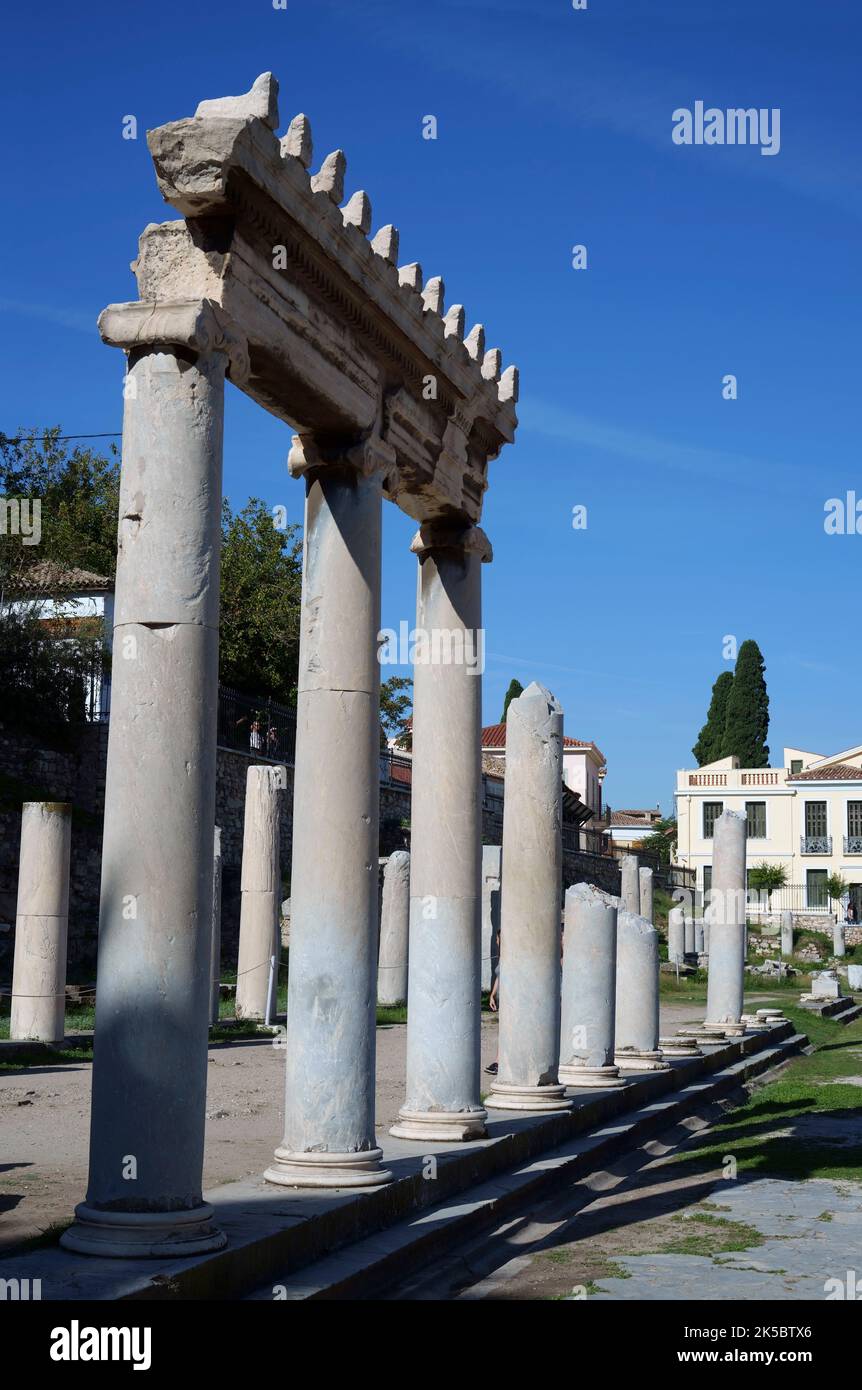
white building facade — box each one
[675,745,862,920]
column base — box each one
[559,1062,628,1089]
[703,1021,748,1037]
[59,1202,226,1259]
[390,1106,488,1142]
[614,1049,670,1072]
[264,1147,392,1189]
[485,1081,572,1112]
[675,1028,730,1046]
[659,1037,703,1058]
[740,1015,772,1032]
[756,1009,786,1022]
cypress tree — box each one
[501,678,524,722]
[721,640,770,767]
[692,671,734,766]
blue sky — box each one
[2,0,860,810]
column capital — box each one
[409,522,493,564]
[98,298,249,385]
[287,432,397,487]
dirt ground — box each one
[1,1004,706,1254]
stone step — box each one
[0,1023,810,1301]
[244,1029,807,1300]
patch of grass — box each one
[6,1220,70,1254]
[818,1211,833,1222]
[645,1211,765,1258]
[669,1011,862,1182]
[376,1005,407,1026]
[540,1248,574,1265]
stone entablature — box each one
[124,72,517,527]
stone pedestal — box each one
[833,921,846,958]
[667,906,685,964]
[377,851,410,1007]
[267,442,392,1188]
[615,909,668,1070]
[209,827,222,1027]
[487,684,570,1113]
[236,765,286,1021]
[620,855,640,914]
[10,802,72,1043]
[62,308,242,1256]
[559,883,626,1088]
[694,918,705,954]
[780,910,794,957]
[392,525,490,1142]
[481,844,502,993]
[639,867,654,924]
[704,810,748,1032]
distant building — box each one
[675,746,862,919]
[608,807,664,848]
[480,723,606,817]
[10,561,114,719]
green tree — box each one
[825,873,849,916]
[219,498,303,704]
[501,678,524,722]
[380,675,413,747]
[720,640,769,767]
[748,862,787,906]
[692,670,734,766]
[0,428,120,580]
[634,817,677,865]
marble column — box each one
[559,882,626,1088]
[694,918,705,954]
[236,765,286,1021]
[667,906,685,964]
[481,844,502,993]
[780,910,794,957]
[639,866,654,924]
[10,802,72,1043]
[833,920,846,958]
[266,437,392,1188]
[704,810,748,1035]
[391,524,490,1142]
[487,684,569,1111]
[62,301,244,1256]
[209,826,222,1027]
[684,916,696,956]
[620,855,640,914]
[614,910,669,1070]
[377,851,410,1007]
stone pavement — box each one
[589,1178,862,1301]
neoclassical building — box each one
[675,745,862,919]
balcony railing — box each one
[844,835,862,855]
[800,835,832,855]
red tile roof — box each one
[788,762,862,782]
[482,723,603,759]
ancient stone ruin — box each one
[56,73,518,1255]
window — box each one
[703,802,724,839]
[746,801,767,839]
[807,870,828,910]
[849,802,862,838]
[703,866,712,895]
[805,802,827,838]
[790,759,803,774]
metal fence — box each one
[217,685,297,763]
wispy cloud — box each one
[517,395,809,486]
[0,299,98,335]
